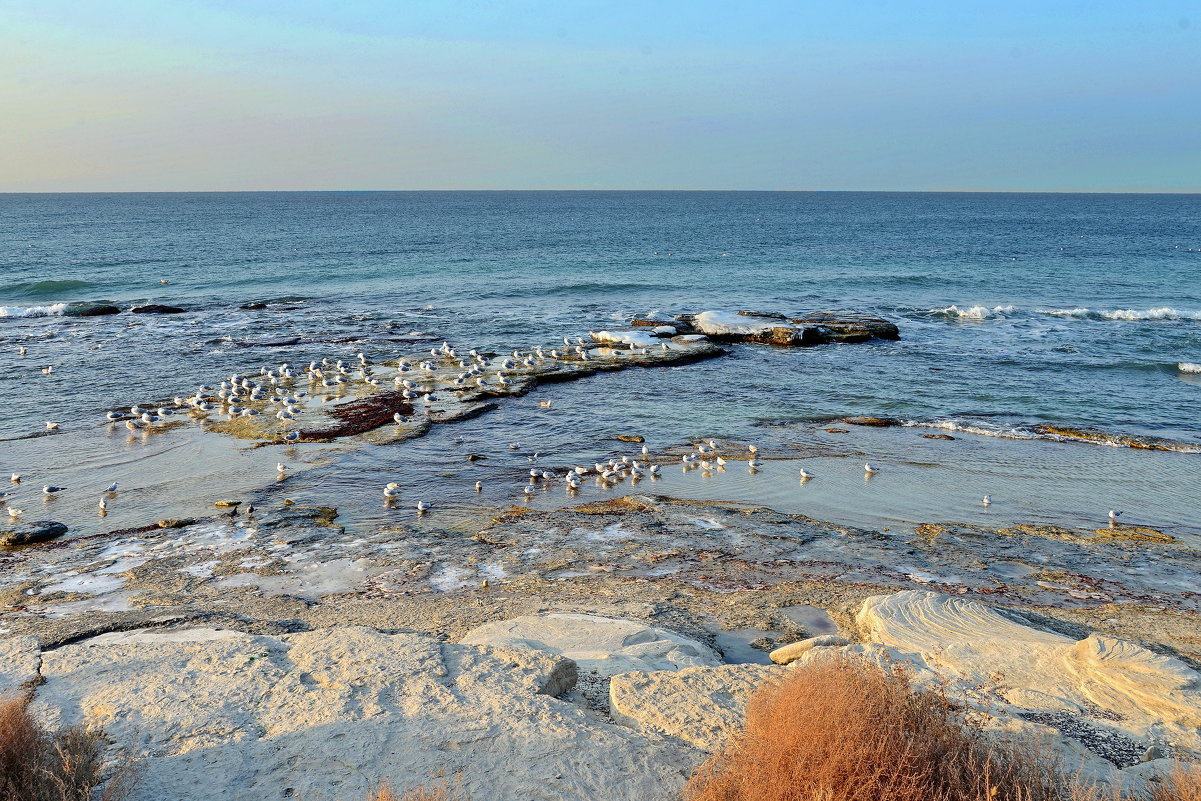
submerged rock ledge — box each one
[630,309,900,346]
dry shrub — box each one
[683,653,1065,801]
[368,776,467,801]
[1149,762,1201,801]
[0,693,137,801]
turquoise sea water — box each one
[2,192,1199,536]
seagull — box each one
[10,473,21,483]
[104,482,119,493]
[7,508,22,518]
[982,495,992,506]
[864,463,879,474]
[45,421,59,431]
[799,468,813,480]
[393,413,406,424]
[42,485,66,494]
[98,497,107,512]
[41,366,53,375]
[748,445,759,454]
[18,346,26,356]
[284,431,300,442]
[106,411,122,421]
[383,483,401,498]
[1108,510,1123,521]
[276,463,287,474]
[474,481,482,492]
[523,486,536,496]
[416,500,431,513]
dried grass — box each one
[684,653,1066,801]
[1149,763,1201,801]
[367,775,467,801]
[0,693,137,801]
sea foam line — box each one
[0,302,68,318]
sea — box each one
[2,191,1199,540]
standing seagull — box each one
[104,482,119,493]
[1108,510,1123,522]
[982,495,992,506]
[864,463,879,474]
[43,485,66,495]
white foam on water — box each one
[0,302,68,318]
[928,304,1016,320]
[1179,362,1201,374]
[1038,306,1201,321]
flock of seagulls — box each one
[6,339,1136,530]
[1,473,119,519]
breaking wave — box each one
[1180,362,1201,374]
[1037,307,1201,321]
[923,304,1201,323]
[926,304,1016,320]
[0,302,68,318]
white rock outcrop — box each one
[33,626,701,801]
[844,590,1201,753]
[461,613,722,679]
[0,635,40,696]
[769,634,849,665]
[609,664,779,751]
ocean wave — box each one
[1180,362,1201,374]
[0,279,95,298]
[926,304,1016,320]
[0,302,68,318]
[902,419,1201,453]
[1037,307,1201,321]
[920,304,1201,323]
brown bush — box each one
[0,693,137,801]
[683,653,1068,801]
[1149,762,1201,801]
[368,776,467,801]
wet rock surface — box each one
[0,520,68,547]
[631,309,900,346]
[129,304,186,314]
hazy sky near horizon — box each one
[2,1,1199,192]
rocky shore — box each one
[2,486,1198,800]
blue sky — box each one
[1,1,1198,191]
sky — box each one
[1,1,1198,192]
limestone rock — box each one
[609,663,779,751]
[844,590,1201,756]
[0,635,41,696]
[769,635,849,665]
[0,520,68,546]
[36,626,698,801]
[460,613,721,679]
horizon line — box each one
[3,188,1200,196]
